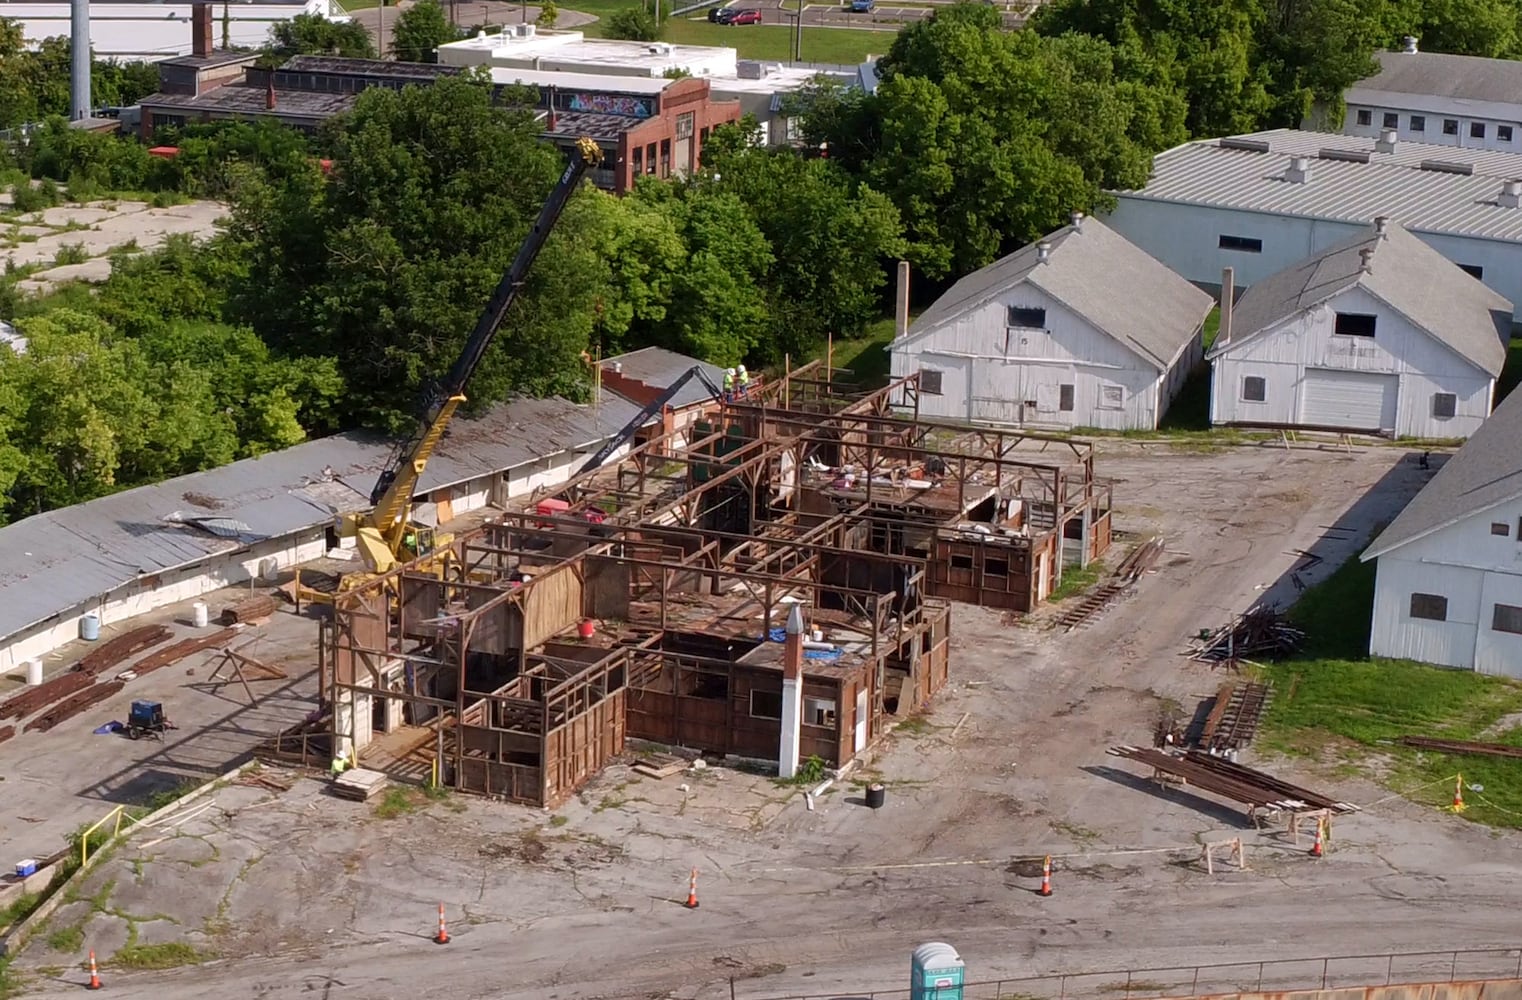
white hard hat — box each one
[727,367,736,376]
[737,364,747,374]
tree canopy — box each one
[391,0,465,63]
[0,18,160,130]
[268,13,377,60]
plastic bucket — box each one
[79,614,101,641]
[866,783,886,809]
[578,619,596,639]
[192,601,210,628]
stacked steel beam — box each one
[1108,745,1359,814]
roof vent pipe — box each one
[1501,180,1522,209]
[1070,210,1085,232]
[1376,128,1397,153]
[1359,247,1375,273]
[1036,241,1052,263]
[1374,215,1390,236]
[1402,35,1418,54]
[1286,156,1311,184]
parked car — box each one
[728,8,761,23]
[850,0,875,11]
[708,5,735,21]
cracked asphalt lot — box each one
[13,441,1522,999]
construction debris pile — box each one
[1188,606,1305,662]
[1052,536,1164,632]
[1108,745,1360,817]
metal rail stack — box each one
[1053,536,1165,632]
[1108,745,1360,823]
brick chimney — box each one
[192,2,214,57]
[777,603,805,780]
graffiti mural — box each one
[569,92,654,119]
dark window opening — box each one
[1472,122,1487,139]
[1493,603,1522,634]
[1356,109,1371,126]
[1502,125,1516,142]
[1383,112,1399,129]
[985,558,1009,577]
[1443,119,1459,135]
[1242,376,1266,402]
[1058,384,1075,412]
[1492,522,1510,537]
[1433,393,1457,419]
[1333,312,1377,338]
[1218,234,1263,253]
[950,553,974,571]
[918,369,943,395]
[1410,593,1448,621]
[684,671,729,700]
[1410,115,1426,132]
[1007,305,1046,328]
[1459,264,1484,280]
[750,690,783,719]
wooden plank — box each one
[128,628,240,676]
[74,625,174,677]
[25,681,125,733]
[0,670,92,721]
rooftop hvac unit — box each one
[514,23,535,37]
[1318,147,1370,163]
[648,42,674,55]
[737,59,765,79]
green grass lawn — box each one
[822,315,896,387]
[573,8,894,63]
[1254,556,1522,827]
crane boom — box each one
[574,365,727,478]
[356,136,604,573]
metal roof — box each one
[1364,386,1522,560]
[0,395,644,643]
[1215,221,1512,376]
[1117,129,1522,243]
[139,84,358,117]
[895,215,1214,370]
[601,347,727,410]
[1349,50,1522,110]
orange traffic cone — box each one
[86,950,102,990]
[1309,817,1325,858]
[1452,774,1467,813]
[434,903,450,945]
[1038,855,1053,897]
[685,867,700,909]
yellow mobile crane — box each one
[343,137,604,579]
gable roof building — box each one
[1340,42,1522,154]
[1360,387,1522,675]
[1209,220,1511,437]
[890,214,1213,430]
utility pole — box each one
[793,0,803,63]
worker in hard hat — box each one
[736,364,751,399]
[723,367,736,401]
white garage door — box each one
[1299,369,1398,432]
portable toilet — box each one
[911,942,965,1000]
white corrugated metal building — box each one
[0,394,643,671]
[1104,128,1522,321]
[1210,220,1512,438]
[1339,41,1522,154]
[1362,389,1522,676]
[889,214,1214,431]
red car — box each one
[728,8,761,24]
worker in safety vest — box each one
[723,367,736,400]
[736,364,751,398]
[330,753,347,779]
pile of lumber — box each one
[25,680,125,734]
[0,670,91,721]
[223,594,277,626]
[1108,745,1359,814]
[1398,736,1522,760]
[330,767,389,802]
[73,625,172,677]
[1188,607,1305,662]
[126,628,238,677]
[1114,536,1165,584]
[632,752,691,779]
[0,724,13,746]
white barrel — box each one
[25,659,43,686]
[192,601,210,628]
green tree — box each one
[391,0,464,63]
[606,6,661,41]
[536,1,560,28]
[0,19,40,129]
[698,123,905,355]
[268,13,376,60]
[224,77,602,430]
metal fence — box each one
[752,948,1522,1000]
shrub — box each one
[606,6,660,40]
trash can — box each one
[911,942,965,1000]
[866,782,886,809]
[79,614,101,641]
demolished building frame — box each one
[305,365,1114,807]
